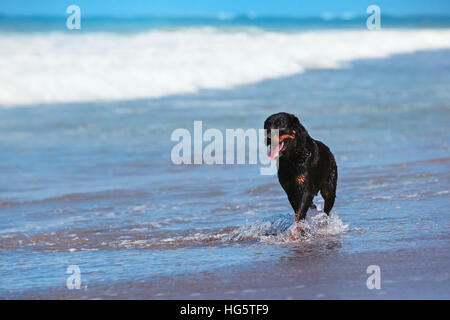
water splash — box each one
[0,212,348,252]
[228,211,348,243]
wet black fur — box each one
[264,112,338,221]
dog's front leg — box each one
[295,192,314,222]
[286,187,301,216]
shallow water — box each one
[0,49,449,299]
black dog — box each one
[264,112,337,222]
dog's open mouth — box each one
[268,141,285,160]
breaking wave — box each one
[2,28,450,106]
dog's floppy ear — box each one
[289,113,308,136]
[289,113,301,127]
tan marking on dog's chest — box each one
[296,173,307,184]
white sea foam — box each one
[2,28,450,107]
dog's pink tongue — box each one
[268,143,282,160]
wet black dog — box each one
[264,112,337,222]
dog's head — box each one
[264,112,306,160]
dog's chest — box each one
[277,160,307,190]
